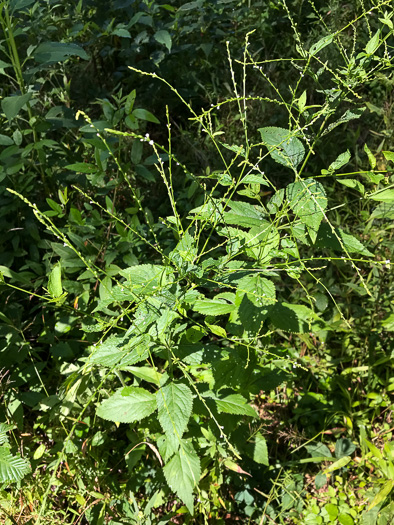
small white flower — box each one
[149,140,154,145]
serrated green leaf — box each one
[120,264,170,295]
[0,447,31,483]
[258,126,305,169]
[235,274,276,307]
[157,383,193,449]
[337,178,364,194]
[215,394,257,417]
[0,423,12,445]
[192,299,236,316]
[253,432,269,465]
[89,334,150,367]
[120,366,165,385]
[163,440,200,514]
[97,386,156,423]
[287,178,327,242]
[245,221,280,262]
[48,262,62,298]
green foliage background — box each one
[0,0,393,523]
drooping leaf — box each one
[1,93,32,121]
[337,178,364,194]
[163,440,200,514]
[215,394,257,417]
[287,178,327,242]
[132,108,160,123]
[33,42,89,63]
[258,126,305,169]
[0,447,31,483]
[322,108,365,136]
[365,30,380,55]
[154,30,172,52]
[97,386,156,423]
[48,262,63,298]
[157,383,193,448]
[253,432,269,465]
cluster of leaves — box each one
[0,0,394,524]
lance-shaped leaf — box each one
[163,440,200,514]
[48,262,63,298]
[157,383,193,449]
[97,386,156,423]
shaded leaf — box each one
[154,30,172,52]
[34,42,89,63]
[1,93,32,121]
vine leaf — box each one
[215,394,257,417]
[97,386,156,423]
[258,126,305,169]
[163,440,201,514]
[157,383,193,449]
